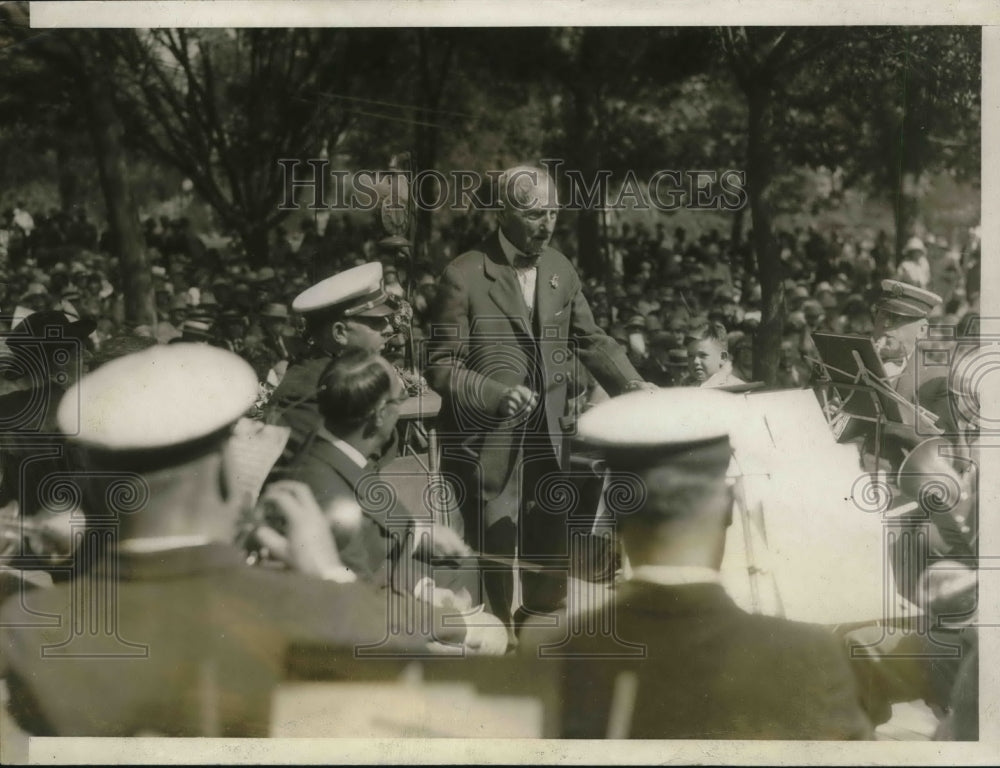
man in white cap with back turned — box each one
[264,262,396,461]
[0,344,477,737]
[532,387,872,739]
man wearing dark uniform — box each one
[870,279,954,435]
[0,344,475,737]
[527,388,873,740]
[263,262,395,464]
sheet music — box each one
[228,418,291,506]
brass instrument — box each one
[0,509,74,561]
[896,436,977,551]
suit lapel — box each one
[309,439,389,526]
[483,233,532,335]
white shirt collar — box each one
[117,535,211,553]
[629,564,721,587]
[701,360,738,389]
[316,426,369,469]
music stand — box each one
[809,333,915,468]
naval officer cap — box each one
[873,279,941,319]
[292,262,394,319]
[576,387,735,474]
[57,343,258,464]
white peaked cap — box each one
[292,262,393,318]
[58,343,258,451]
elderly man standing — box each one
[426,165,653,629]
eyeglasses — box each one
[348,315,391,330]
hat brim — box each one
[873,298,931,318]
[349,301,395,318]
[379,235,412,250]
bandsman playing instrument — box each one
[0,344,486,737]
[525,387,873,740]
[870,279,954,434]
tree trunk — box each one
[729,205,746,272]
[576,208,602,279]
[81,34,154,327]
[241,221,272,268]
[745,84,783,386]
[412,30,453,262]
[413,124,437,261]
[893,170,920,268]
[566,83,603,279]
[55,134,79,212]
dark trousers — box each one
[456,439,567,628]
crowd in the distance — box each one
[0,202,981,403]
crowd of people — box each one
[0,199,981,403]
[0,168,984,742]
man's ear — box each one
[363,402,385,437]
[721,349,730,362]
[917,318,930,337]
[330,320,349,347]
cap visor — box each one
[876,299,928,318]
[352,302,395,318]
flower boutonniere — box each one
[550,274,559,289]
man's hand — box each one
[25,509,75,560]
[923,561,977,617]
[498,384,539,418]
[461,607,509,655]
[254,481,355,583]
[414,522,473,561]
[413,577,474,612]
[625,379,659,393]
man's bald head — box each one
[498,166,558,210]
[497,165,559,259]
